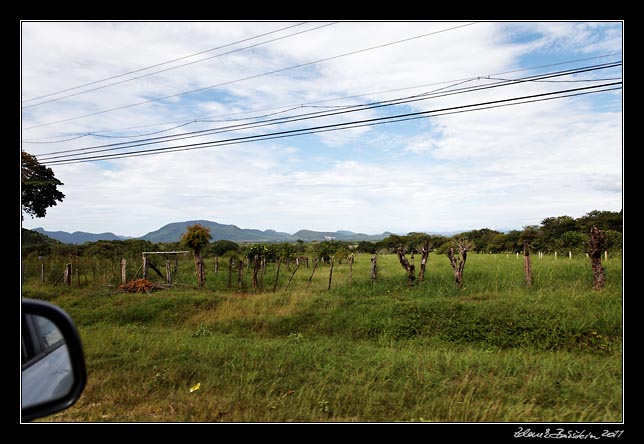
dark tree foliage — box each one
[208,240,240,257]
[21,151,65,219]
[376,210,622,254]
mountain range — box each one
[30,220,394,245]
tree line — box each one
[22,209,621,261]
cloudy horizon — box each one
[20,21,622,238]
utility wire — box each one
[22,22,479,132]
[33,62,621,160]
[40,82,621,165]
[21,22,311,104]
[23,51,621,142]
[22,22,337,109]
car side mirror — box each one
[21,298,87,422]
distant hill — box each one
[27,221,393,245]
[21,228,62,255]
[30,227,130,245]
[140,220,392,243]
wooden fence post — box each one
[370,254,377,283]
[307,258,320,289]
[142,256,149,279]
[41,263,45,283]
[285,261,301,291]
[327,256,335,291]
[237,260,244,288]
[227,258,233,288]
[64,263,72,286]
[121,259,127,284]
[166,260,172,286]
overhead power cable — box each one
[22,22,338,109]
[22,22,479,132]
[21,22,311,105]
[33,62,621,160]
[22,51,621,142]
[40,82,621,165]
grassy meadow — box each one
[20,251,623,423]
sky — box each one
[20,21,623,238]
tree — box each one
[446,239,473,289]
[180,224,212,287]
[587,226,606,290]
[21,151,65,219]
[208,240,239,257]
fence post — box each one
[41,263,45,283]
[64,263,72,286]
[142,255,149,279]
[328,256,335,291]
[370,254,377,283]
[166,260,172,286]
[121,259,127,284]
[237,260,243,288]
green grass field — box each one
[21,252,623,423]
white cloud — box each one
[21,21,622,237]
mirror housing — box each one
[21,298,87,422]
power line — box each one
[33,62,621,160]
[40,82,621,165]
[22,51,621,142]
[22,22,479,132]
[21,22,311,105]
[22,22,338,109]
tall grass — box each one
[21,252,622,423]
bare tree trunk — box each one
[417,241,431,282]
[588,226,606,290]
[523,239,532,288]
[447,241,471,289]
[396,248,416,286]
[193,250,205,287]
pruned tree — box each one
[587,225,606,290]
[446,239,473,289]
[396,247,416,286]
[180,224,212,287]
[417,240,433,282]
[21,151,65,219]
[521,226,538,288]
